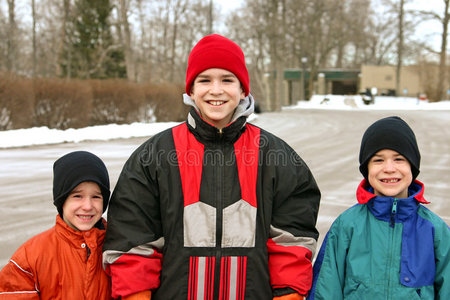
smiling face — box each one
[62,181,103,231]
[190,68,245,129]
[367,149,413,199]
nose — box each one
[209,80,223,94]
[383,159,396,172]
[80,197,94,210]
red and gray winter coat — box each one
[103,97,320,299]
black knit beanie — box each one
[359,116,420,180]
[53,151,110,216]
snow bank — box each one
[1,96,448,149]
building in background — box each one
[281,64,445,106]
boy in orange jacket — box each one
[0,151,112,299]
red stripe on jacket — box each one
[172,123,205,207]
[234,124,260,207]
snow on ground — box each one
[1,95,449,149]
[291,95,450,111]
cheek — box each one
[95,200,104,212]
[402,167,413,179]
[367,165,381,183]
[62,198,73,212]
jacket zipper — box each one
[389,198,398,227]
[86,245,91,261]
[387,198,398,299]
[213,137,224,299]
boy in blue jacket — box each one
[308,116,449,299]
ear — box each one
[240,85,245,99]
[190,81,196,96]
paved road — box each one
[1,109,449,267]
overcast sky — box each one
[216,0,445,51]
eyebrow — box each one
[196,73,236,79]
[372,153,403,158]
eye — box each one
[93,195,103,199]
[371,158,383,163]
[223,76,237,83]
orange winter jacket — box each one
[0,215,112,299]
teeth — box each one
[78,215,93,220]
[382,179,399,183]
[210,101,224,106]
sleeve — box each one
[307,217,348,300]
[102,141,163,298]
[0,246,40,299]
[433,220,450,300]
[267,144,321,296]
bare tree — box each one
[396,0,405,96]
[6,0,17,72]
[31,0,37,76]
[403,0,448,100]
[437,0,450,101]
[119,0,135,81]
[56,0,73,78]
[168,0,188,81]
[135,0,151,82]
[207,0,213,34]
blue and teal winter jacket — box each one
[308,179,450,300]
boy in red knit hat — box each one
[103,34,320,300]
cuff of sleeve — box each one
[273,292,303,300]
[122,290,152,300]
[272,287,300,297]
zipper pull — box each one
[390,198,398,227]
[218,128,223,136]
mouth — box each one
[207,100,226,106]
[77,215,94,221]
[380,178,401,183]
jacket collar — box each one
[182,93,255,144]
[356,179,428,205]
[55,215,106,249]
[356,179,429,223]
[186,106,247,144]
[182,93,255,123]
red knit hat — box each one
[185,34,249,96]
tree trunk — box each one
[32,0,37,77]
[208,0,213,34]
[120,0,135,81]
[396,0,405,96]
[58,0,72,79]
[267,0,283,111]
[7,0,16,72]
[436,0,449,101]
[136,0,148,82]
